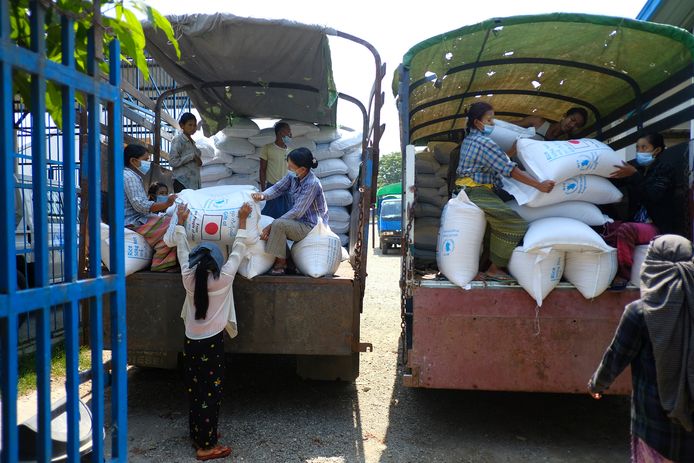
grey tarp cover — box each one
[143,14,338,135]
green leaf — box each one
[120,6,146,51]
[148,6,180,59]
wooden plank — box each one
[120,78,179,129]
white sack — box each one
[436,190,487,287]
[229,157,260,175]
[338,233,349,247]
[329,220,350,234]
[507,200,613,226]
[202,150,235,166]
[248,127,276,147]
[280,119,320,137]
[175,186,262,244]
[329,129,362,152]
[488,119,536,152]
[508,247,564,306]
[314,145,345,161]
[630,244,650,287]
[196,137,216,161]
[327,206,350,223]
[320,174,353,191]
[314,158,349,178]
[238,215,275,279]
[307,125,341,143]
[210,175,259,188]
[342,149,362,181]
[220,118,260,138]
[287,137,317,152]
[521,217,613,253]
[564,250,618,299]
[324,189,353,206]
[502,175,623,207]
[213,134,255,156]
[517,138,622,182]
[100,223,152,276]
[291,219,342,278]
[200,164,232,182]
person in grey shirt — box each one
[170,112,202,192]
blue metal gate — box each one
[0,1,126,462]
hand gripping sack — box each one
[502,175,622,207]
[630,244,650,287]
[516,138,622,182]
[100,223,152,276]
[564,249,618,299]
[436,190,486,287]
[488,119,536,152]
[521,217,613,253]
[291,218,342,278]
[176,186,262,244]
[508,247,565,306]
[238,215,275,279]
[506,200,612,226]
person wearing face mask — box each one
[170,112,202,193]
[605,132,681,288]
[514,107,588,141]
[124,144,179,271]
[147,182,169,204]
[251,147,328,275]
[259,121,293,219]
[456,102,556,282]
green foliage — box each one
[377,151,402,189]
[10,0,180,127]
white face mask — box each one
[287,169,298,178]
[156,195,169,203]
[282,135,292,146]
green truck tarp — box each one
[377,183,402,197]
[393,13,694,143]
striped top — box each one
[264,171,329,227]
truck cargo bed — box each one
[404,279,635,394]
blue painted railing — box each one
[0,1,127,462]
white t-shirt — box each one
[164,216,249,340]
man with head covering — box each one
[163,201,252,461]
[589,234,694,462]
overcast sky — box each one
[142,0,646,153]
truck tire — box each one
[380,240,388,255]
[295,354,359,382]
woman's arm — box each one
[254,175,290,202]
[589,303,644,394]
[510,167,555,193]
[221,203,252,276]
[163,204,192,269]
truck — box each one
[102,14,385,381]
[394,13,694,393]
[376,185,402,254]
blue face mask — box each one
[282,135,292,146]
[156,195,169,203]
[138,160,151,175]
[482,124,494,136]
[287,169,298,178]
[635,152,655,166]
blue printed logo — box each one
[562,178,578,195]
[443,239,455,255]
[575,153,598,171]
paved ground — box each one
[110,237,632,462]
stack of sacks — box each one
[515,217,617,300]
[498,138,623,300]
[429,141,457,197]
[201,117,260,189]
[413,148,449,264]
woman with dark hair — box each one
[456,102,556,281]
[123,144,178,271]
[164,202,252,461]
[606,132,682,288]
[589,234,694,462]
[251,147,329,275]
[514,106,588,141]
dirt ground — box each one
[106,237,631,462]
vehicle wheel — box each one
[380,241,387,255]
